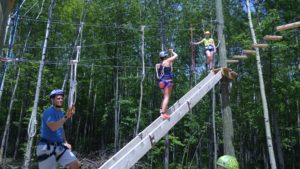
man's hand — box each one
[63,142,72,150]
[66,105,75,119]
[169,48,174,53]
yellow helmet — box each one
[216,155,239,169]
[204,31,211,35]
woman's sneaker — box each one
[161,113,170,119]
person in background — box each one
[192,31,216,71]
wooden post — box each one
[276,21,300,31]
[252,43,269,48]
[232,55,248,60]
[242,50,256,54]
[263,35,282,41]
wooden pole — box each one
[252,43,269,48]
[263,35,282,41]
[190,26,195,72]
[276,21,300,31]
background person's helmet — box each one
[204,31,211,35]
[216,155,239,169]
[50,89,64,99]
[159,51,168,58]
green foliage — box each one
[0,0,299,168]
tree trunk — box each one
[114,69,120,152]
[0,67,20,166]
[212,87,217,169]
[297,100,300,145]
[164,134,169,169]
[91,92,97,134]
[0,0,15,52]
[13,103,24,160]
[0,11,17,103]
[246,0,277,168]
[1,15,11,55]
[220,78,235,156]
[75,117,80,150]
[23,0,55,168]
[12,3,43,159]
[215,0,235,156]
[135,25,145,136]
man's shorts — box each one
[36,143,77,169]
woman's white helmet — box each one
[159,51,168,58]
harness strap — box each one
[56,145,68,161]
[159,79,173,90]
[38,139,68,162]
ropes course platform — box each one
[226,59,239,64]
[242,50,256,55]
[252,43,269,48]
[232,55,248,60]
[263,35,282,41]
[276,21,300,31]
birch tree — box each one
[0,67,20,166]
[135,25,145,136]
[23,0,55,168]
[246,0,277,168]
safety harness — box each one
[159,75,174,90]
[158,65,174,90]
[37,138,68,162]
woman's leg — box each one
[206,51,213,69]
[205,50,210,65]
[161,85,173,114]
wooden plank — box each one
[226,59,239,64]
[232,55,248,60]
[242,50,256,54]
[276,21,300,31]
[252,43,269,48]
[263,35,283,41]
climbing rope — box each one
[67,7,86,108]
[68,46,80,107]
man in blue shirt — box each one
[36,89,80,169]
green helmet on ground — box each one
[216,155,239,169]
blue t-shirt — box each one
[40,106,64,143]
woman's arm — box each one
[192,38,204,45]
[167,49,178,63]
[155,64,160,79]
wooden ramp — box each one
[99,68,237,169]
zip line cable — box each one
[0,7,21,101]
[18,16,211,31]
[68,2,89,109]
[7,37,161,49]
